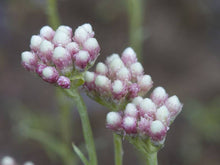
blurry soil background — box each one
[0,0,220,165]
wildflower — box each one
[106,87,183,143]
[83,47,153,109]
[21,24,100,89]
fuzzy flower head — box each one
[21,24,100,89]
[83,47,153,109]
[1,156,34,165]
[106,86,183,144]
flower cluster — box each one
[83,47,153,108]
[106,86,183,142]
[1,156,34,165]
[21,24,100,89]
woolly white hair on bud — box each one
[30,35,42,50]
[130,62,144,78]
[122,116,137,133]
[57,25,72,37]
[83,38,100,58]
[132,96,143,106]
[156,105,170,124]
[116,67,131,81]
[139,98,156,116]
[40,40,54,53]
[76,50,90,62]
[23,162,34,165]
[106,53,120,66]
[106,112,122,128]
[138,75,153,89]
[53,30,71,46]
[53,46,67,59]
[84,71,95,83]
[109,57,124,75]
[40,25,54,40]
[151,86,168,106]
[165,95,183,118]
[21,51,35,63]
[74,26,90,44]
[96,62,108,75]
[121,47,137,66]
[95,75,110,89]
[66,42,79,55]
[81,23,94,36]
[150,120,165,134]
[1,156,15,165]
[124,103,138,117]
[42,67,54,78]
[112,80,124,94]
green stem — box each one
[145,152,158,165]
[64,88,98,165]
[126,0,144,61]
[113,134,123,165]
[47,0,60,29]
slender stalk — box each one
[47,0,60,29]
[113,134,123,165]
[126,0,144,61]
[64,88,98,165]
[145,152,158,165]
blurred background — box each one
[0,0,220,164]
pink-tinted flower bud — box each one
[151,86,168,106]
[39,40,54,64]
[139,98,156,117]
[36,64,47,76]
[106,112,122,130]
[108,56,124,77]
[122,116,137,134]
[30,35,42,51]
[165,95,183,120]
[129,62,144,80]
[116,67,131,82]
[83,38,100,60]
[74,25,93,44]
[149,120,167,141]
[84,71,96,90]
[124,103,138,118]
[53,30,71,46]
[52,46,73,74]
[74,50,90,70]
[155,105,170,125]
[128,83,140,99]
[57,76,71,89]
[105,53,120,66]
[121,47,137,66]
[21,51,38,71]
[95,75,111,93]
[66,42,80,59]
[40,25,55,40]
[41,66,59,83]
[111,80,127,100]
[57,25,73,37]
[137,75,153,96]
[132,96,143,106]
[81,23,95,38]
[1,156,16,165]
[138,117,152,135]
[95,62,108,75]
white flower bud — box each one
[30,35,42,51]
[124,103,138,117]
[137,75,153,96]
[95,75,111,92]
[149,120,167,141]
[39,40,54,64]
[151,86,168,106]
[130,62,144,79]
[139,98,156,117]
[21,51,38,71]
[57,25,72,37]
[95,62,108,75]
[155,105,170,124]
[122,116,137,134]
[116,67,131,81]
[53,30,71,46]
[74,50,90,70]
[83,38,100,60]
[121,47,137,66]
[40,25,55,40]
[1,156,15,165]
[106,112,122,130]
